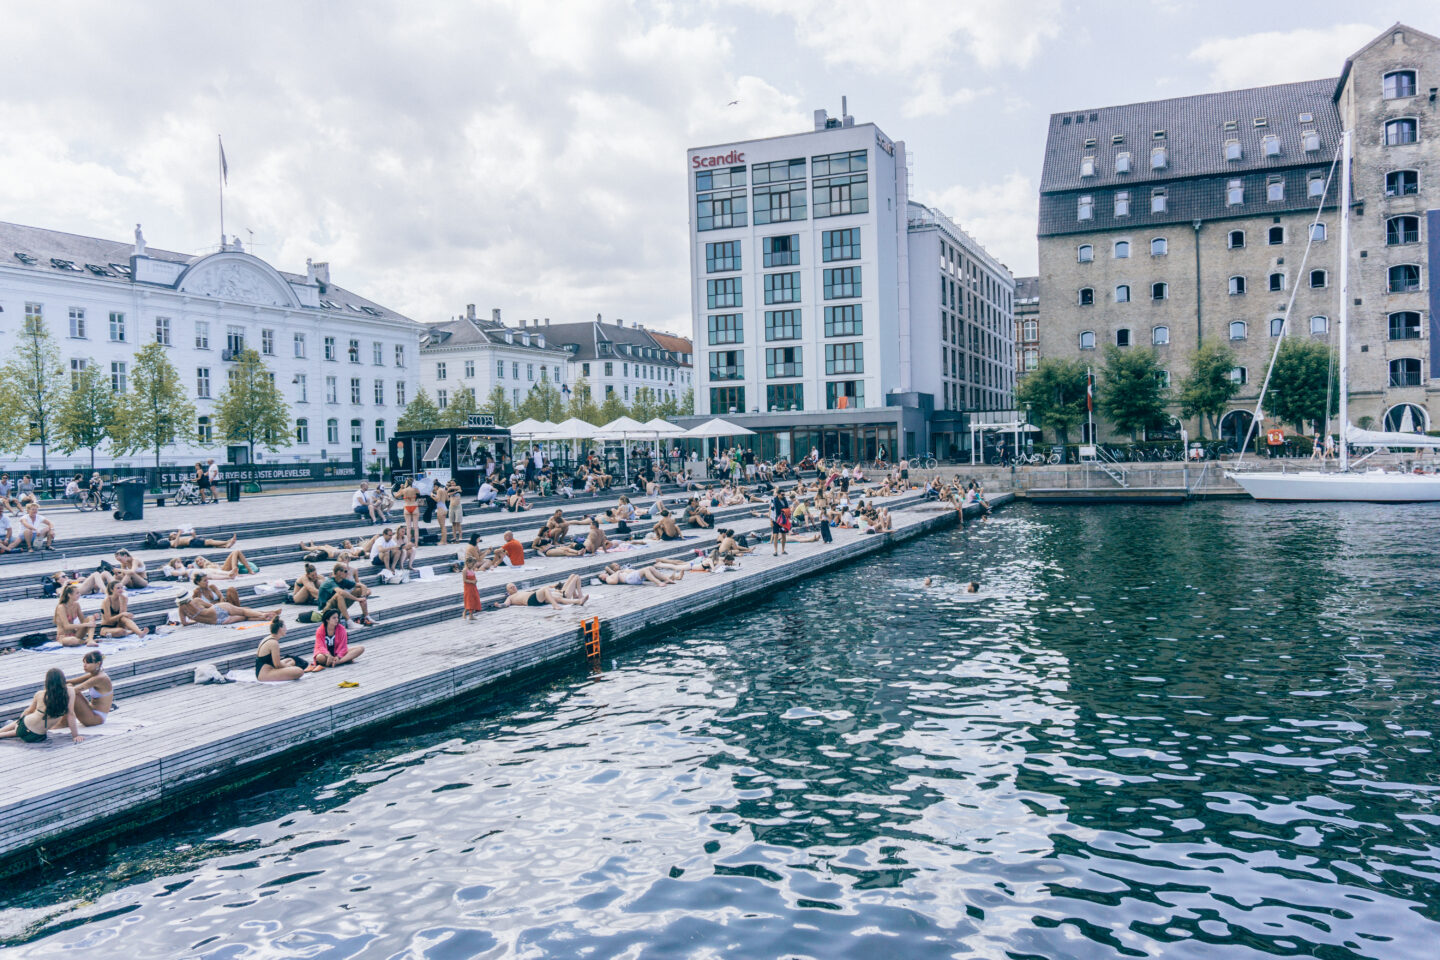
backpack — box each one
[40,577,58,599]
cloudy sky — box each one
[2,1,1434,335]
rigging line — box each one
[1235,139,1343,467]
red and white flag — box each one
[1086,371,1094,411]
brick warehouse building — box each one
[1036,23,1440,444]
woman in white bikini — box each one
[67,651,113,726]
[53,584,96,646]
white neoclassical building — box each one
[0,220,422,469]
[420,306,573,413]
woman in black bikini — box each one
[0,668,82,744]
[255,619,306,681]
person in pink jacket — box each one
[313,608,365,668]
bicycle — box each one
[75,488,114,512]
[172,479,201,506]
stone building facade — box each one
[1036,23,1439,442]
[1014,276,1039,375]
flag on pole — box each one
[1086,370,1094,411]
[218,135,228,185]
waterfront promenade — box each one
[0,480,1006,873]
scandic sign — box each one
[692,150,745,169]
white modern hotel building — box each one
[684,106,1016,461]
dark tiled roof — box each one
[543,320,688,366]
[1039,166,1340,237]
[0,220,415,323]
[1014,276,1039,300]
[1040,79,1342,195]
[422,318,569,355]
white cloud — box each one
[921,173,1038,277]
[901,74,986,119]
[1190,23,1380,89]
[732,0,1062,72]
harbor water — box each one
[2,502,1438,958]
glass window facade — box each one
[705,241,740,273]
[709,386,745,413]
[707,313,742,345]
[812,150,868,218]
[766,383,804,411]
[696,165,748,231]
[825,380,864,409]
[822,228,860,262]
[763,234,799,267]
[822,266,861,299]
[824,342,864,375]
[765,346,802,378]
[706,277,742,308]
[764,272,801,304]
[765,309,801,341]
[824,305,862,337]
[708,350,744,380]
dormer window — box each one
[1151,146,1167,170]
[1080,155,1096,177]
[1267,176,1284,202]
[1224,120,1238,132]
[1114,191,1130,217]
[1302,130,1320,152]
[1225,140,1242,161]
[1078,195,1094,221]
[1253,117,1268,128]
[1227,178,1244,205]
[1262,135,1280,157]
[1115,151,1131,173]
[1151,188,1167,213]
[1308,174,1325,197]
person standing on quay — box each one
[770,489,790,556]
[461,557,482,621]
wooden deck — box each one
[0,487,1008,874]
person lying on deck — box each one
[496,576,589,609]
[313,608,365,668]
[0,668,81,744]
[176,574,279,625]
[599,562,679,586]
[255,619,306,681]
[98,580,149,638]
[53,584,97,646]
[167,527,236,550]
[300,539,363,562]
[67,650,112,726]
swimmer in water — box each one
[923,577,933,587]
[964,581,979,593]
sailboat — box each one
[1228,130,1440,502]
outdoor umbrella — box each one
[598,416,657,483]
[681,417,756,464]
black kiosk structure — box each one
[389,415,512,494]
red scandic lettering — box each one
[691,150,745,170]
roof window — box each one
[1302,130,1320,152]
[1254,117,1268,128]
[1299,112,1314,123]
[1225,140,1242,161]
[1262,135,1280,157]
[1223,120,1238,131]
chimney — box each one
[615,317,623,327]
[814,108,828,131]
[841,95,853,126]
[310,261,330,289]
[544,317,550,325]
[596,312,603,323]
[466,304,476,320]
[491,308,501,323]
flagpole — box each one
[1086,366,1095,444]
[218,134,226,248]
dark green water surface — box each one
[2,502,1438,958]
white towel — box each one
[32,635,148,654]
[224,669,302,684]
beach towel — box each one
[32,634,148,654]
[224,669,302,684]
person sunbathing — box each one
[496,578,589,609]
[53,567,112,597]
[53,583,97,646]
[300,539,354,561]
[168,528,236,550]
[67,651,113,726]
[176,593,278,626]
[195,548,258,575]
[537,541,584,558]
[0,668,81,744]
[599,562,676,586]
[98,580,149,638]
[651,510,683,541]
[255,619,306,681]
[606,497,636,533]
[583,516,612,554]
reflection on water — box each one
[2,502,1438,958]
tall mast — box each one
[1337,130,1351,471]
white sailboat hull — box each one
[1227,471,1440,502]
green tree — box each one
[213,348,292,461]
[398,388,441,431]
[629,385,659,423]
[655,394,679,421]
[1016,357,1088,444]
[1267,338,1338,432]
[565,378,600,424]
[1098,346,1170,440]
[0,314,66,472]
[438,386,479,428]
[1176,341,1240,439]
[112,341,196,470]
[679,387,695,416]
[518,379,565,423]
[481,385,516,427]
[597,390,629,424]
[55,362,118,471]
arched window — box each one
[1151,237,1168,256]
[1114,240,1130,258]
[1384,403,1428,432]
[1152,325,1170,345]
[1115,328,1131,347]
[1079,330,1096,350]
[1385,118,1418,145]
[1270,317,1285,337]
[1115,284,1130,303]
[1309,316,1328,336]
[1268,225,1285,244]
[295,418,309,445]
[1079,287,1095,306]
[1310,269,1328,288]
[1389,311,1422,340]
[1229,320,1248,340]
[1229,276,1246,295]
[1388,264,1421,293]
[1151,281,1168,300]
[1229,367,1247,384]
[1384,70,1417,99]
[1310,223,1326,242]
[1388,216,1420,245]
[326,418,339,444]
[1389,357,1422,386]
[1268,272,1285,292]
[1077,243,1093,263]
[1228,229,1245,249]
[1386,170,1419,196]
